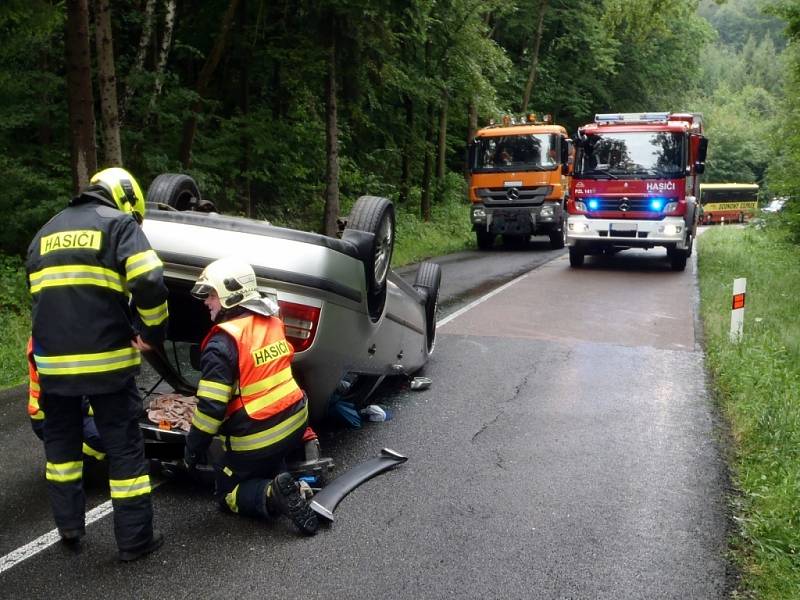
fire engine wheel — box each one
[476,230,494,250]
[413,261,442,355]
[670,251,688,271]
[569,246,585,267]
[346,196,395,320]
[147,174,202,211]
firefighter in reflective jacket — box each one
[184,257,318,535]
[25,167,168,561]
[26,338,105,460]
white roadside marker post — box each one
[730,278,746,342]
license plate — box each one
[610,223,637,236]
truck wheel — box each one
[476,230,494,250]
[670,251,688,271]
[346,196,395,321]
[147,174,201,211]
[413,262,442,355]
[569,246,584,267]
[549,224,566,249]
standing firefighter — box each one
[184,258,318,535]
[26,168,168,561]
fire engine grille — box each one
[593,197,653,212]
[477,186,550,206]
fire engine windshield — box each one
[574,132,685,179]
[472,134,559,172]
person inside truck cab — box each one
[495,146,513,166]
[184,257,319,536]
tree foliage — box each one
[0,0,794,255]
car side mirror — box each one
[694,161,705,175]
[467,142,477,169]
[698,136,708,162]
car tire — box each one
[670,251,688,271]
[346,196,395,321]
[569,246,584,267]
[476,230,494,250]
[413,261,441,355]
[147,174,202,211]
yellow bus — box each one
[699,183,759,224]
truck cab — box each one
[566,112,708,271]
[468,114,572,249]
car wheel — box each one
[346,196,395,320]
[568,246,584,267]
[476,230,494,250]
[147,174,202,211]
[413,261,442,355]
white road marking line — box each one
[0,500,112,574]
[437,271,530,328]
[0,479,164,574]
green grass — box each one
[392,197,475,266]
[0,255,30,389]
[698,220,800,598]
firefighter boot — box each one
[118,530,164,562]
[266,472,318,536]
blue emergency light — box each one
[649,197,665,211]
[588,198,600,210]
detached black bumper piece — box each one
[309,448,407,522]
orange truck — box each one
[467,114,573,249]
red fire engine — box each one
[566,112,708,271]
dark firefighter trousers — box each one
[41,378,153,551]
[213,428,304,518]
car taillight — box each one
[278,301,321,353]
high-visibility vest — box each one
[202,314,304,421]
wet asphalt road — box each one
[0,238,731,599]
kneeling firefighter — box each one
[184,258,318,535]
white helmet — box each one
[191,258,260,309]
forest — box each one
[1,0,798,260]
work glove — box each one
[183,445,208,471]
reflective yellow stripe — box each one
[30,406,45,420]
[239,367,294,397]
[82,443,106,461]
[227,403,307,452]
[29,265,123,294]
[225,485,240,513]
[137,300,169,326]
[30,381,40,392]
[191,409,222,435]
[197,379,232,403]
[46,461,83,482]
[110,475,151,499]
[125,250,162,280]
[243,379,300,416]
[34,347,140,376]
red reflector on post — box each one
[732,293,745,310]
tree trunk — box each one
[65,0,97,193]
[420,103,435,222]
[151,0,177,111]
[94,0,122,166]
[521,0,548,114]
[179,0,239,167]
[436,88,448,181]
[38,49,53,146]
[399,94,413,205]
[322,19,340,237]
[120,0,155,125]
[239,0,253,217]
[465,97,478,180]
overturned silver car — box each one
[138,174,440,443]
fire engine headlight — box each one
[659,223,682,236]
[568,221,590,233]
[472,208,486,222]
[663,201,678,213]
[574,201,587,212]
[540,204,555,217]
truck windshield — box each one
[574,132,685,179]
[472,134,558,172]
